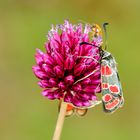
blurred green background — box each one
[0,0,140,140]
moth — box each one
[100,49,124,113]
[80,23,124,113]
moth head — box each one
[102,51,111,59]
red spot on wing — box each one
[101,66,113,76]
[104,83,108,88]
[103,94,112,102]
[109,85,119,93]
[112,98,119,106]
[105,66,113,76]
[102,83,109,89]
[102,84,104,88]
[105,98,120,110]
[101,66,105,75]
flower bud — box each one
[45,42,51,54]
[64,75,74,85]
[74,63,86,76]
[82,101,91,106]
[73,97,83,107]
[91,79,101,85]
[90,70,100,79]
[78,44,85,56]
[54,90,63,99]
[64,91,73,102]
[64,56,74,70]
[35,49,44,65]
[38,80,51,88]
[44,54,55,66]
[87,61,97,70]
[32,66,46,79]
[81,78,91,85]
[94,85,101,93]
[42,64,55,77]
[42,89,55,99]
[90,94,97,100]
[54,65,64,78]
[77,92,90,100]
[49,78,57,86]
[58,81,66,90]
[83,85,97,93]
[53,52,64,67]
[72,84,82,92]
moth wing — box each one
[101,56,124,113]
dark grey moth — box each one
[101,50,124,113]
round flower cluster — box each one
[32,20,102,108]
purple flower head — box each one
[32,20,102,108]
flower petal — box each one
[53,52,64,67]
[42,64,55,77]
[64,91,73,103]
[49,78,58,86]
[74,63,86,76]
[64,56,74,70]
[44,54,55,66]
[64,75,74,85]
[54,65,64,78]
[35,49,45,65]
[32,66,46,79]
[42,89,55,99]
[38,80,51,88]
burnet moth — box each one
[80,23,124,113]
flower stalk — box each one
[52,101,67,140]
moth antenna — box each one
[80,42,92,46]
[80,42,98,48]
[103,23,109,50]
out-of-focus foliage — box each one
[0,0,140,140]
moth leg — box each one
[77,55,100,63]
[74,69,99,84]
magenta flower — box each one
[32,20,102,108]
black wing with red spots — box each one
[101,51,124,113]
